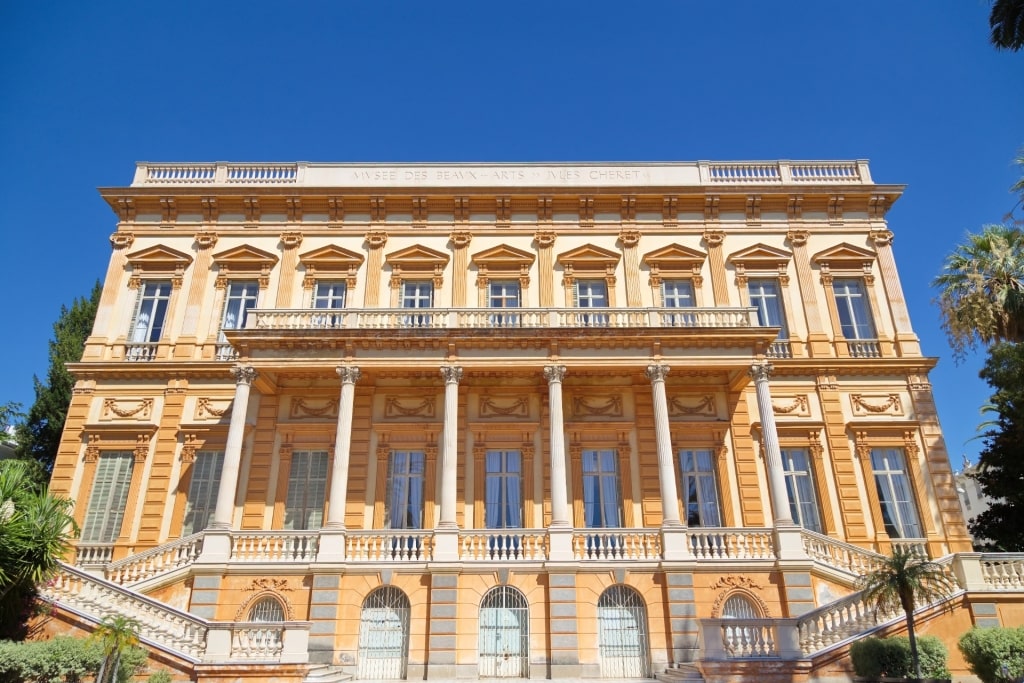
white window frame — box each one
[129,280,172,344]
[661,279,695,308]
[582,449,622,528]
[679,449,722,527]
[748,278,789,339]
[832,278,875,340]
[781,448,821,532]
[484,450,523,529]
[575,279,610,327]
[870,447,923,539]
[385,450,425,530]
[219,280,259,336]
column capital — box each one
[337,366,362,385]
[869,228,895,247]
[230,365,258,386]
[645,364,670,383]
[543,364,567,383]
[440,366,463,385]
[748,361,774,383]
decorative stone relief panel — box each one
[571,394,623,418]
[289,397,339,420]
[384,395,437,419]
[850,393,903,417]
[195,398,232,420]
[101,398,153,421]
[478,395,530,419]
[667,394,717,418]
[771,394,810,417]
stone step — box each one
[656,663,705,683]
[303,664,353,683]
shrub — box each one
[147,671,173,683]
[959,626,1024,683]
[850,635,950,679]
[0,636,102,682]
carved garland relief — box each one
[667,395,717,418]
[384,396,437,419]
[479,396,530,418]
[572,395,623,418]
[289,397,340,420]
[850,393,903,416]
[101,398,153,421]
[195,398,231,420]
[771,394,810,417]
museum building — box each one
[39,161,1024,682]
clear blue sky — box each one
[0,2,1020,467]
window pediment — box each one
[556,243,621,277]
[126,245,193,288]
[212,245,279,289]
[386,244,450,290]
[642,243,706,280]
[812,243,876,272]
[299,245,365,288]
[728,244,792,271]
[471,244,535,271]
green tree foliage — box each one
[0,634,146,683]
[0,460,78,640]
[959,626,1024,683]
[17,282,101,472]
[933,224,1024,360]
[856,547,954,680]
[92,615,142,683]
[969,342,1024,550]
[850,635,950,679]
[990,0,1024,51]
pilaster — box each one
[547,573,581,677]
[664,571,699,663]
[425,573,459,678]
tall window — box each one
[130,281,172,345]
[489,281,521,327]
[284,450,329,530]
[662,280,695,308]
[485,450,522,529]
[386,450,425,529]
[221,280,259,333]
[182,450,224,535]
[679,449,721,526]
[781,448,821,532]
[582,449,622,528]
[575,280,609,327]
[832,278,875,339]
[748,279,788,338]
[401,281,433,328]
[81,452,135,543]
[871,448,923,539]
[311,281,347,327]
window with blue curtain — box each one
[870,447,922,538]
[781,448,821,532]
[678,449,722,526]
[582,449,622,528]
[485,450,522,529]
[386,450,425,529]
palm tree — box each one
[93,615,141,683]
[857,547,954,679]
[933,223,1024,360]
[990,0,1024,51]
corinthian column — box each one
[438,366,463,530]
[325,366,361,529]
[646,364,682,527]
[749,362,794,526]
[210,365,257,529]
[544,365,570,527]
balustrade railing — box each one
[230,623,284,659]
[225,164,298,183]
[230,531,319,562]
[215,343,239,361]
[890,539,930,558]
[687,529,774,560]
[75,543,114,566]
[43,563,209,661]
[847,340,882,358]
[249,306,759,332]
[460,531,547,561]
[105,533,205,585]
[766,340,793,359]
[979,553,1024,589]
[800,530,884,576]
[125,342,159,362]
[573,530,662,561]
[345,530,432,562]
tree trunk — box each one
[903,600,922,680]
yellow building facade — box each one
[41,161,1024,682]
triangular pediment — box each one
[642,243,706,268]
[385,244,451,269]
[727,243,792,269]
[212,245,279,269]
[556,243,621,268]
[126,245,193,272]
[299,245,365,270]
[471,244,536,269]
[812,243,876,267]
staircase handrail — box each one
[799,529,886,576]
[103,532,206,585]
[41,562,210,662]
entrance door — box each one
[357,587,410,679]
[598,585,650,678]
[479,586,529,678]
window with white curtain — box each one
[311,280,347,327]
[748,279,788,339]
[485,450,522,529]
[401,281,434,328]
[284,450,329,530]
[386,450,425,529]
[582,449,622,528]
[871,447,923,538]
[220,280,259,334]
[81,452,135,543]
[679,449,722,526]
[575,280,609,327]
[781,448,821,532]
[129,281,172,344]
[182,450,224,535]
[832,278,875,339]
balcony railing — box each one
[847,339,881,358]
[248,306,760,331]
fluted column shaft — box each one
[438,366,463,529]
[750,362,794,526]
[545,365,570,527]
[210,365,256,529]
[646,364,682,527]
[326,366,361,528]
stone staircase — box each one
[303,664,353,683]
[656,663,705,682]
